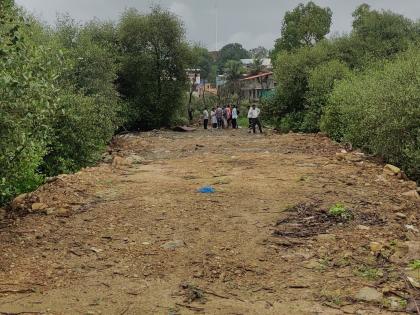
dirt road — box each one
[0,130,419,315]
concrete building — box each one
[240,72,275,101]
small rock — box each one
[161,240,185,250]
[407,299,420,313]
[335,152,346,161]
[407,276,420,289]
[402,190,420,200]
[370,242,383,253]
[390,241,420,263]
[45,176,58,183]
[45,208,55,215]
[316,234,336,242]
[405,225,419,233]
[10,193,28,211]
[384,164,401,175]
[31,203,48,211]
[304,259,322,269]
[141,242,151,245]
[357,225,370,230]
[127,155,145,164]
[395,212,407,219]
[0,208,6,220]
[90,247,103,253]
[355,286,383,303]
[56,207,70,215]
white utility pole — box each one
[215,1,219,51]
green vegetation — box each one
[273,1,332,54]
[0,1,195,205]
[409,260,420,271]
[328,204,352,220]
[322,48,420,180]
[356,266,383,280]
[217,43,250,72]
[118,7,190,130]
[269,2,420,181]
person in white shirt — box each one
[249,104,263,133]
[231,105,238,129]
[203,108,209,130]
[247,106,252,132]
[210,107,217,129]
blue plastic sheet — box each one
[198,186,216,193]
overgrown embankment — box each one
[265,3,420,181]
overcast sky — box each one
[15,0,420,50]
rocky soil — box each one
[0,129,419,315]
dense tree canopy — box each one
[267,2,420,181]
[273,1,332,54]
[249,46,269,59]
[217,43,250,72]
[118,7,190,130]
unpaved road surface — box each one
[0,130,419,315]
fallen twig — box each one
[0,288,35,294]
[287,285,310,289]
[201,289,230,300]
[120,306,130,315]
[175,303,205,312]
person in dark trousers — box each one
[216,105,223,129]
[203,107,209,130]
[232,105,238,129]
[247,105,252,132]
[249,104,263,133]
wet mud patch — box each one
[273,202,386,239]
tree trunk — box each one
[187,73,197,124]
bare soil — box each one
[0,129,419,315]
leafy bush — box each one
[118,7,190,130]
[42,93,119,175]
[302,60,350,132]
[328,203,352,220]
[0,3,60,204]
[322,48,420,181]
[0,5,122,205]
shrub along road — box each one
[0,130,419,314]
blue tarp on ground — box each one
[197,186,216,194]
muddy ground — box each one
[0,129,419,315]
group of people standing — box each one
[202,104,263,134]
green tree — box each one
[42,18,121,175]
[302,60,350,132]
[321,48,420,180]
[217,43,250,72]
[250,46,268,59]
[273,1,332,54]
[224,60,244,82]
[118,7,190,130]
[223,60,245,105]
[250,57,264,75]
[0,2,60,204]
[351,4,417,60]
[190,45,212,81]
